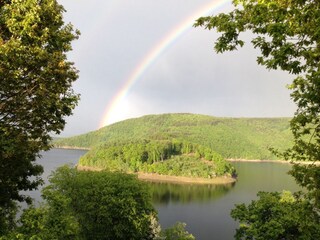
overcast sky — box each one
[57,0,296,137]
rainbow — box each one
[100,0,231,127]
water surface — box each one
[25,148,87,202]
[151,162,299,239]
[30,149,300,239]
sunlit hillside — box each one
[55,113,293,160]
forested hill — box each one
[55,113,293,160]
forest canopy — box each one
[55,113,293,160]
[79,139,236,178]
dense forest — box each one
[66,113,292,180]
[55,113,293,160]
[79,139,236,178]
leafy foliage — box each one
[0,0,79,233]
[195,0,320,161]
[0,131,43,235]
[231,191,320,239]
[157,222,195,240]
[289,163,320,208]
[7,166,158,240]
[195,0,320,238]
[56,113,293,160]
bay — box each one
[152,162,299,240]
[24,148,88,203]
[28,149,299,239]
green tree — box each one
[9,204,80,240]
[231,191,320,239]
[157,222,195,240]
[195,0,320,238]
[3,166,201,240]
[13,166,159,240]
[0,0,79,233]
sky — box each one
[57,0,296,137]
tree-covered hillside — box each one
[79,139,236,178]
[55,113,293,160]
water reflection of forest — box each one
[148,182,235,204]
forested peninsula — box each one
[77,139,236,183]
[55,113,293,183]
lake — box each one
[28,149,300,240]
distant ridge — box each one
[55,113,293,160]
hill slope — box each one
[55,113,293,160]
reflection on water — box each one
[28,150,301,240]
[153,162,300,240]
[148,182,235,204]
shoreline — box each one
[53,146,91,150]
[77,165,236,185]
[54,146,319,165]
[227,158,320,165]
[137,172,236,185]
